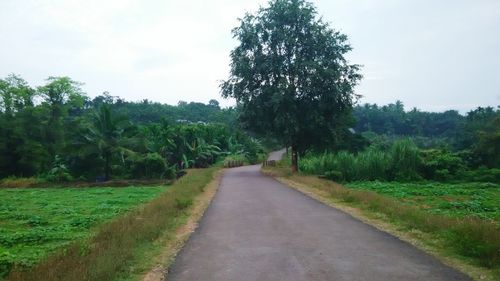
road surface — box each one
[168,153,469,281]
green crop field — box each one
[0,186,166,272]
[346,182,500,221]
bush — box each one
[389,139,421,181]
[0,250,15,278]
[356,149,390,181]
[300,139,421,182]
[457,168,500,183]
[175,197,193,210]
[128,153,168,179]
[420,149,467,180]
[300,139,499,183]
[324,170,343,181]
[44,156,73,182]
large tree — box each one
[221,0,362,171]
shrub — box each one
[420,149,467,180]
[300,139,422,182]
[457,168,500,183]
[0,251,15,278]
[174,198,193,210]
[389,139,421,181]
[324,170,343,181]
[356,149,390,180]
[128,153,168,179]
[44,156,73,182]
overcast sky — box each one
[1,0,499,112]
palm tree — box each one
[83,104,135,180]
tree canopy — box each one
[0,74,263,181]
[221,0,362,171]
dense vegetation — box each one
[300,102,500,183]
[0,74,262,183]
[354,101,499,160]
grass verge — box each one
[262,166,500,281]
[5,167,220,281]
[136,169,223,281]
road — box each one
[168,152,469,281]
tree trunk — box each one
[291,145,298,173]
[104,153,110,181]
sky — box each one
[0,0,499,113]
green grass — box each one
[346,182,500,221]
[0,186,166,277]
[4,167,219,281]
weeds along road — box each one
[168,151,469,281]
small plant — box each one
[45,155,73,182]
[324,170,343,181]
[175,198,193,210]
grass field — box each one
[0,186,166,277]
[345,182,500,221]
[3,167,219,281]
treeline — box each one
[0,74,261,182]
[353,101,499,168]
[96,95,237,126]
[300,101,499,183]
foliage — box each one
[419,149,467,180]
[221,0,362,170]
[457,168,500,183]
[0,186,166,277]
[353,101,500,169]
[300,139,421,181]
[300,138,499,183]
[5,168,218,281]
[353,101,464,140]
[0,74,262,183]
[44,156,73,182]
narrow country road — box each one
[168,151,469,281]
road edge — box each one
[141,169,224,281]
[261,169,494,281]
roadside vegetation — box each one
[0,74,264,185]
[263,104,499,278]
[2,0,498,279]
[4,167,219,281]
[299,104,499,183]
[0,74,264,279]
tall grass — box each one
[300,139,421,181]
[6,167,219,281]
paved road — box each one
[168,154,469,281]
[267,148,286,161]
